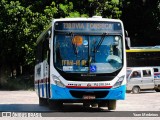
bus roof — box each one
[52,17,122,23]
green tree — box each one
[70,0,121,18]
[0,0,47,83]
[0,0,123,86]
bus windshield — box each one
[54,33,123,73]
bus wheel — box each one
[132,86,140,94]
[48,100,63,110]
[39,98,48,106]
[108,100,116,110]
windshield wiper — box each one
[94,33,108,52]
[68,32,78,55]
[87,56,92,73]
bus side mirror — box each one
[125,30,131,49]
[48,30,52,50]
[48,30,51,38]
[126,37,131,49]
[49,38,51,50]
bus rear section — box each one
[35,17,127,110]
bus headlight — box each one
[52,75,65,88]
[112,76,125,88]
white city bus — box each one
[34,16,127,110]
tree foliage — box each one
[0,0,160,83]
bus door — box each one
[141,69,154,89]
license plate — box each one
[83,95,95,99]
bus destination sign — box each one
[55,22,121,31]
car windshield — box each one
[127,70,132,78]
[54,33,123,73]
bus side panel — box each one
[42,60,49,98]
[34,63,43,97]
[35,62,50,99]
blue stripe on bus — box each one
[46,84,48,98]
[41,84,44,97]
[49,84,126,100]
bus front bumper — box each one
[50,84,126,100]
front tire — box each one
[132,86,140,94]
[155,88,160,92]
[108,100,116,110]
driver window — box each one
[131,70,141,78]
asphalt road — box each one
[0,90,160,118]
